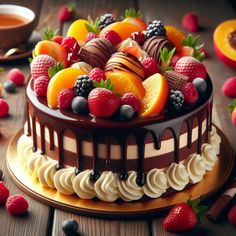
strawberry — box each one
[42,27,62,44]
[85,32,98,43]
[31,55,56,79]
[6,194,28,215]
[175,56,207,81]
[0,181,9,205]
[88,88,120,117]
[0,98,9,118]
[222,77,236,98]
[102,30,122,47]
[52,35,63,44]
[163,198,207,232]
[58,4,75,22]
[230,99,236,126]
[8,68,25,86]
[228,205,236,225]
[179,46,194,57]
[182,12,199,33]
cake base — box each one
[6,127,234,219]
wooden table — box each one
[0,0,236,235]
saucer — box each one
[0,31,41,62]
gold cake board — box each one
[6,127,234,219]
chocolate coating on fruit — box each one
[143,36,175,64]
[79,38,116,69]
[105,52,144,80]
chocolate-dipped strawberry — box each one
[79,38,116,69]
[143,36,174,64]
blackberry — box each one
[168,90,184,111]
[98,13,116,30]
[146,20,166,38]
[74,75,94,98]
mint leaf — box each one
[48,63,63,78]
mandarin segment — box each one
[47,68,86,108]
[140,73,168,118]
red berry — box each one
[52,35,63,44]
[31,55,56,79]
[182,12,199,33]
[6,194,28,215]
[181,82,198,104]
[89,68,106,82]
[61,36,80,53]
[170,54,181,67]
[0,181,9,205]
[8,68,25,86]
[141,57,159,78]
[121,93,141,113]
[88,88,120,117]
[222,77,236,98]
[33,76,50,97]
[58,89,75,109]
[231,104,236,126]
[102,30,122,46]
[228,205,236,225]
[175,56,207,81]
[131,32,146,45]
[85,32,98,43]
[58,4,74,22]
[199,48,207,58]
[0,98,9,118]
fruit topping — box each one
[71,62,93,74]
[131,31,146,45]
[48,63,63,78]
[98,13,116,30]
[181,82,198,104]
[30,54,56,79]
[141,73,168,117]
[192,77,207,93]
[141,57,159,79]
[58,3,75,22]
[119,104,134,120]
[88,88,120,117]
[85,32,98,43]
[74,75,94,98]
[6,194,29,216]
[179,46,194,57]
[102,29,122,46]
[47,68,85,108]
[62,219,79,235]
[146,20,166,38]
[89,67,106,82]
[61,36,80,53]
[230,99,236,126]
[71,96,89,114]
[164,70,190,91]
[169,54,181,67]
[52,35,63,45]
[221,77,236,98]
[58,89,75,109]
[182,12,199,33]
[175,56,207,81]
[122,46,141,59]
[34,76,50,97]
[120,93,141,113]
[42,27,60,42]
[0,181,9,204]
[79,38,116,69]
[3,81,16,94]
[168,90,184,112]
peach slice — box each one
[108,71,145,100]
[140,73,168,118]
[67,19,90,42]
[122,46,141,59]
[35,40,68,67]
[213,19,236,69]
[99,22,141,41]
[47,68,86,108]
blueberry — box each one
[119,105,134,120]
[4,81,16,93]
[192,78,207,93]
[62,219,79,235]
[71,96,88,114]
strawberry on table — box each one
[162,198,207,232]
[222,77,236,98]
[58,3,75,22]
[182,12,199,33]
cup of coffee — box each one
[0,4,36,49]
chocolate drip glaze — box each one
[26,76,213,186]
[39,123,45,154]
[26,102,31,136]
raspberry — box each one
[141,57,159,78]
[58,89,75,109]
[85,32,98,43]
[170,54,181,67]
[89,68,106,82]
[121,93,141,113]
[221,77,236,98]
[8,68,25,86]
[131,32,146,45]
[52,35,63,44]
[33,76,50,97]
[6,194,28,215]
[181,82,198,104]
[0,98,9,118]
[0,181,9,205]
[182,12,199,33]
[61,36,80,53]
[102,30,122,46]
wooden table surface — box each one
[0,0,236,235]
